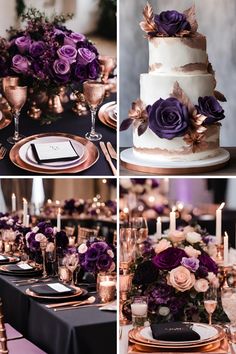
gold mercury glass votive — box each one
[97,274,116,303]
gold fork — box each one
[0,146,7,159]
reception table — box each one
[0,273,116,354]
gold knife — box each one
[99,142,117,176]
[107,142,117,160]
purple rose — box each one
[15,36,31,53]
[133,260,158,285]
[53,58,70,75]
[199,251,218,274]
[154,10,191,36]
[181,257,199,272]
[12,55,29,74]
[153,247,187,270]
[87,60,100,80]
[91,241,108,253]
[29,41,45,57]
[75,64,88,81]
[148,97,190,139]
[64,33,85,46]
[77,48,96,65]
[195,96,225,124]
[57,45,77,64]
[86,247,100,261]
[96,254,112,271]
[82,260,96,272]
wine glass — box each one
[64,253,79,286]
[83,80,105,141]
[204,287,217,325]
[4,85,27,144]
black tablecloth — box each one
[0,274,116,354]
[0,94,116,176]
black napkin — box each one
[7,264,35,272]
[29,282,76,296]
[0,255,9,264]
[151,322,201,342]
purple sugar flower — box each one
[77,48,96,65]
[153,247,187,270]
[154,10,191,36]
[57,45,77,64]
[29,41,45,57]
[195,96,225,124]
[15,36,31,53]
[12,55,29,74]
[181,257,199,272]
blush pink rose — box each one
[155,238,171,254]
[167,266,195,292]
[207,272,219,288]
[168,230,185,243]
[184,245,201,258]
[194,278,209,292]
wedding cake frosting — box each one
[120,4,226,163]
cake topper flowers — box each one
[140,2,198,38]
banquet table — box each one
[0,273,116,354]
[0,94,116,176]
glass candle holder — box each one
[97,273,116,303]
[131,296,148,327]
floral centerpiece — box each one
[129,225,228,323]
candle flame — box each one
[224,231,228,237]
[12,193,15,197]
[218,202,225,210]
[22,198,27,203]
[58,207,61,214]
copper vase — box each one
[48,94,64,114]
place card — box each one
[31,141,79,163]
[48,283,72,293]
[17,263,33,270]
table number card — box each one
[48,283,72,293]
[31,141,79,163]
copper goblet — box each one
[2,76,19,111]
[83,80,105,141]
[4,85,27,144]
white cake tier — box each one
[149,35,208,74]
[140,73,215,105]
[133,125,220,162]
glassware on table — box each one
[131,296,148,327]
[4,84,27,144]
[58,265,71,284]
[131,217,148,257]
[119,226,136,273]
[64,253,79,286]
[221,287,236,342]
[204,286,217,325]
[83,80,105,141]
[97,273,116,303]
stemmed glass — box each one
[204,286,217,325]
[83,80,105,141]
[4,83,27,144]
[64,253,79,286]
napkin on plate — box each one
[31,140,79,164]
[29,282,76,296]
[0,255,9,263]
[7,263,34,272]
[150,322,201,342]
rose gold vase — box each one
[48,94,64,114]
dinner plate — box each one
[0,102,12,130]
[0,264,42,276]
[98,101,117,130]
[25,286,85,300]
[19,136,86,170]
[108,106,117,122]
[9,133,99,174]
[0,255,20,265]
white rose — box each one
[183,226,195,235]
[186,232,202,244]
[32,226,39,233]
[168,230,185,243]
[35,233,47,242]
[155,239,171,254]
[194,279,209,292]
[184,246,201,258]
[107,249,114,258]
[78,244,88,254]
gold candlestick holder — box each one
[40,240,48,278]
[215,244,224,265]
[218,264,233,289]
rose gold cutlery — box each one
[0,145,7,159]
[107,142,117,160]
[99,141,117,175]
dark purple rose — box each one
[29,41,45,57]
[82,260,96,272]
[153,247,187,270]
[148,283,174,306]
[91,241,108,253]
[199,251,218,274]
[96,254,112,271]
[12,55,29,74]
[195,96,225,124]
[87,60,100,80]
[154,10,191,36]
[77,48,96,65]
[57,45,77,64]
[133,260,159,285]
[15,36,31,53]
[53,58,70,75]
[86,247,100,261]
[64,33,85,46]
[56,231,68,249]
[181,257,199,272]
[196,265,208,278]
[75,64,87,81]
[147,97,190,139]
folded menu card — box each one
[29,282,75,296]
[31,140,79,163]
[151,322,200,342]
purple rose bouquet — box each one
[78,240,116,274]
[130,224,228,323]
[3,8,100,91]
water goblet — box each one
[64,253,79,286]
[204,286,217,325]
[83,80,105,141]
[4,85,27,144]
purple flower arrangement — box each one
[131,225,228,323]
[78,240,116,274]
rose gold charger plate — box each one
[0,103,12,130]
[98,101,117,130]
[9,132,99,174]
[25,285,83,300]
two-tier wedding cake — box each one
[120,3,229,172]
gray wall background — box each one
[120,0,236,147]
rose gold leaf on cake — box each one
[138,121,148,136]
[130,99,148,121]
[176,29,191,38]
[140,2,157,36]
[184,132,208,153]
[170,81,195,115]
[183,5,198,33]
[214,90,227,102]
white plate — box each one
[108,106,117,122]
[19,136,87,171]
[140,323,219,345]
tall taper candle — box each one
[223,232,229,266]
[169,207,176,233]
[23,198,28,226]
[156,217,162,239]
[26,215,30,228]
[216,202,225,244]
[11,193,16,212]
[57,207,61,232]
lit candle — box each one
[26,215,30,228]
[216,202,225,244]
[57,208,61,232]
[131,303,148,316]
[11,193,16,212]
[156,217,162,239]
[224,232,229,266]
[47,199,52,205]
[99,280,116,303]
[23,198,28,226]
[169,207,176,233]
